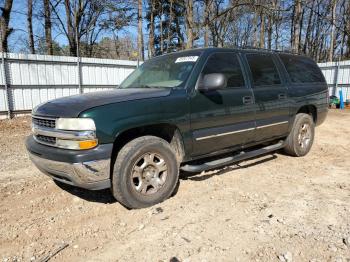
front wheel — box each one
[283,113,315,157]
[112,136,179,209]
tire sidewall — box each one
[112,137,179,208]
[291,114,315,156]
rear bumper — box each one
[26,135,112,190]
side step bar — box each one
[180,141,285,173]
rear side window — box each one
[279,54,325,83]
[246,54,281,86]
[202,52,245,88]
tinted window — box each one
[279,54,325,83]
[202,53,245,88]
[246,54,281,86]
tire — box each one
[283,113,315,157]
[112,136,179,209]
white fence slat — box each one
[4,51,350,115]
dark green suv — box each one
[26,48,328,209]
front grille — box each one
[32,117,56,128]
[35,134,56,145]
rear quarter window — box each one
[246,53,281,86]
[279,54,325,83]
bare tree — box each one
[329,0,337,61]
[185,0,194,49]
[252,6,258,47]
[203,0,211,47]
[160,4,164,53]
[346,0,350,58]
[137,0,144,60]
[0,0,13,52]
[303,0,315,54]
[27,0,35,54]
[259,8,265,48]
[51,0,107,57]
[43,0,53,55]
[167,0,173,50]
[292,0,302,53]
[148,0,156,57]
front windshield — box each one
[119,52,201,89]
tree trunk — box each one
[204,0,210,47]
[0,0,13,52]
[43,0,53,55]
[252,8,258,47]
[148,0,155,57]
[274,0,280,49]
[303,0,315,54]
[259,10,265,48]
[329,0,337,61]
[167,0,173,50]
[267,12,272,49]
[292,0,302,53]
[160,5,164,54]
[185,0,194,49]
[64,0,76,56]
[137,0,144,60]
[298,7,304,53]
[27,0,35,54]
[346,1,350,58]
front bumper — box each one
[26,135,112,190]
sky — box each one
[6,0,138,53]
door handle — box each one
[278,93,287,99]
[243,96,253,104]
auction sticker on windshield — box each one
[175,56,199,63]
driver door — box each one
[190,52,256,156]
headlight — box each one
[56,118,96,131]
[55,118,97,150]
[32,117,98,150]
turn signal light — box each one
[79,139,98,150]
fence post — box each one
[0,51,10,119]
[0,22,11,119]
[77,56,82,94]
[76,27,82,94]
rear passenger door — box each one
[244,53,290,142]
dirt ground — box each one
[0,110,350,262]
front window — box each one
[120,52,201,89]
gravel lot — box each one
[0,110,350,262]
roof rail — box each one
[239,46,300,55]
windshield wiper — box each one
[127,85,168,89]
[126,84,153,88]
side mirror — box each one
[197,73,227,91]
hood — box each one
[33,88,171,118]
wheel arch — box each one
[110,123,186,178]
[296,104,317,123]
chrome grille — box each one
[35,134,56,145]
[32,117,56,128]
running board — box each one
[180,141,284,173]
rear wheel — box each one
[112,136,179,209]
[284,113,315,157]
